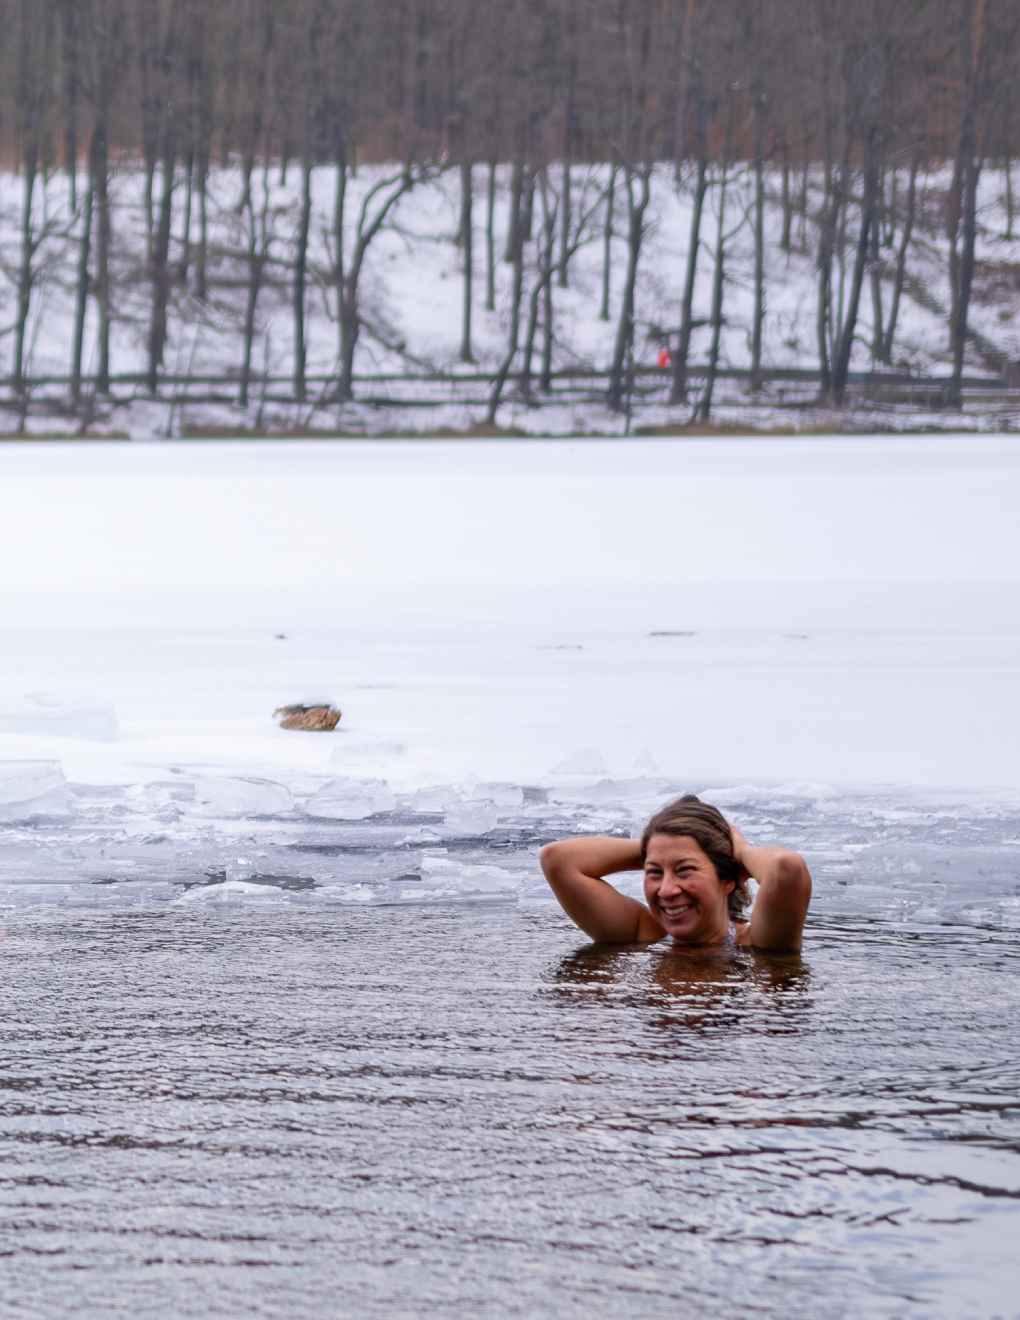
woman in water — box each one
[540,795,811,951]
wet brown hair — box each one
[640,794,750,921]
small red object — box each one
[657,347,672,369]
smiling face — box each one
[642,833,735,944]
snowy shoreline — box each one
[3,416,1020,443]
[4,161,1020,439]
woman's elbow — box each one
[775,851,812,899]
[539,841,564,879]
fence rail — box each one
[2,365,1018,436]
[0,365,1009,391]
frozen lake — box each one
[1,434,1018,909]
[1,434,1018,1315]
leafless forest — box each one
[1,0,1019,431]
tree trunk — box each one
[459,160,475,363]
[816,164,836,396]
[671,155,707,402]
[521,172,535,241]
[147,145,176,395]
[13,156,37,389]
[504,160,523,262]
[698,160,730,423]
[608,168,651,413]
[334,154,353,401]
[541,203,555,391]
[239,193,265,410]
[751,145,766,390]
[869,218,885,367]
[520,178,557,398]
[239,153,255,214]
[558,158,571,289]
[71,165,95,404]
[883,158,919,363]
[947,151,963,359]
[798,163,810,249]
[949,0,987,407]
[951,153,982,404]
[485,161,497,311]
[835,158,850,344]
[337,287,360,404]
[883,167,898,247]
[143,152,157,265]
[520,278,541,401]
[93,123,112,395]
[293,158,312,400]
[488,181,527,424]
[196,147,210,301]
[178,150,194,285]
[832,145,878,404]
[599,165,616,322]
[781,152,793,252]
[60,0,79,211]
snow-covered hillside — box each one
[2,161,1020,437]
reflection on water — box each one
[1,906,1018,1319]
[552,942,811,1038]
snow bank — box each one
[2,162,1020,437]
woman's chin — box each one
[656,908,700,936]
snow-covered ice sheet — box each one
[0,434,1017,915]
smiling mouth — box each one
[658,901,696,921]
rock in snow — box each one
[274,703,342,731]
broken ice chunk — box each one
[304,777,397,820]
[0,760,73,822]
[467,782,524,809]
[442,801,501,836]
[420,853,518,899]
[190,777,293,818]
[408,784,463,812]
[174,880,289,905]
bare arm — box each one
[732,827,812,952]
[539,837,665,944]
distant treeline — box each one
[4,1,1020,166]
[0,0,1018,421]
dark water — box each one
[2,906,1018,1318]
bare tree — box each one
[239,166,272,409]
[948,0,990,405]
[670,0,709,403]
[487,162,530,424]
[11,1,53,392]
